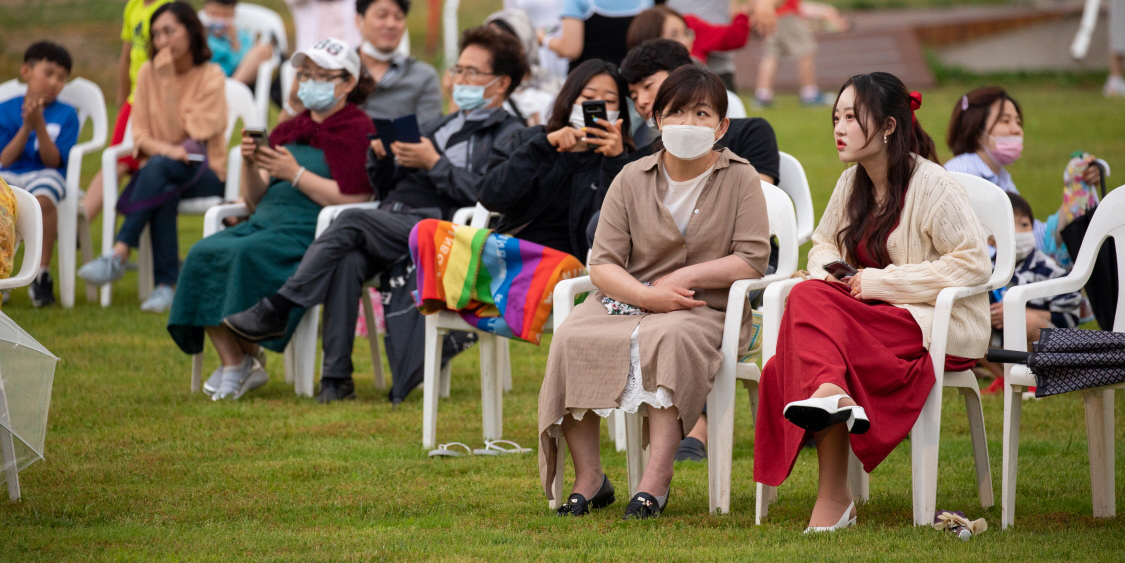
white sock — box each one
[654,489,668,508]
[755,88,773,102]
[800,85,820,100]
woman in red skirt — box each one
[754,72,992,532]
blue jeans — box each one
[116,155,224,286]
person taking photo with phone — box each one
[539,65,770,520]
[753,72,991,532]
[477,58,632,259]
[166,37,376,401]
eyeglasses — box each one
[295,71,347,83]
[445,66,495,81]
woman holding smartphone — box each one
[478,58,632,259]
[539,66,770,519]
[166,38,375,401]
[78,2,228,312]
[753,72,991,532]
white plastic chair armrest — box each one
[451,206,474,226]
[225,147,242,202]
[929,284,992,382]
[552,275,597,330]
[314,201,381,238]
[65,139,105,191]
[203,202,250,237]
[0,194,43,290]
[760,277,803,361]
[1000,276,1089,359]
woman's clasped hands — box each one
[646,268,706,313]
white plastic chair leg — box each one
[421,314,443,449]
[624,410,646,499]
[439,361,452,398]
[283,340,296,385]
[360,291,386,391]
[57,193,77,308]
[910,383,944,526]
[611,410,626,451]
[708,374,736,514]
[191,353,203,393]
[291,306,318,397]
[1083,388,1116,518]
[77,210,96,303]
[499,338,512,393]
[0,381,20,501]
[959,385,994,507]
[137,227,154,302]
[1001,381,1024,529]
[480,335,503,441]
[549,437,567,510]
[848,447,869,503]
[755,482,776,524]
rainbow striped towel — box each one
[409,219,587,344]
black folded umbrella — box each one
[985,328,1125,398]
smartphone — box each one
[186,153,205,163]
[823,260,857,280]
[244,128,269,150]
[372,119,397,155]
[582,100,608,131]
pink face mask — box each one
[987,135,1023,167]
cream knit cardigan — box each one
[807,155,992,359]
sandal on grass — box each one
[472,439,533,455]
[428,442,473,458]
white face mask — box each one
[1014,231,1036,261]
[567,104,621,131]
[361,41,396,62]
[661,124,721,160]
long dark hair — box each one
[148,1,212,65]
[546,59,634,151]
[625,6,685,50]
[946,86,1023,157]
[834,72,938,268]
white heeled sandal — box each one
[803,501,857,533]
[783,394,870,434]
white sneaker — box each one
[233,362,269,399]
[203,366,223,396]
[1104,76,1125,98]
[140,285,175,313]
[213,357,252,401]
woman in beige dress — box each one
[538,65,770,519]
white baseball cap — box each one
[290,38,361,79]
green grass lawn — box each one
[2,0,1125,559]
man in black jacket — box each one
[222,27,528,403]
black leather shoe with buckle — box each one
[623,491,667,520]
[556,474,615,516]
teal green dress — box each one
[168,144,331,354]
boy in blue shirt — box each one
[0,41,80,307]
[200,0,274,86]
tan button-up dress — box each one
[538,148,771,499]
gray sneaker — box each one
[78,255,127,286]
[213,357,252,401]
[140,285,175,313]
[203,366,223,396]
[233,362,269,399]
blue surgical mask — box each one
[452,77,500,111]
[297,79,339,113]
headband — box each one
[909,91,922,125]
[961,95,969,111]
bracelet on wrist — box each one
[292,166,307,188]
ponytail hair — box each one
[832,72,938,268]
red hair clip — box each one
[909,91,922,124]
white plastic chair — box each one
[777,152,815,246]
[420,203,518,449]
[546,182,797,513]
[198,3,287,125]
[0,189,44,501]
[999,183,1125,529]
[100,79,261,306]
[753,172,1013,525]
[0,78,107,308]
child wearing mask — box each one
[199,0,275,87]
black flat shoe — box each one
[623,491,667,520]
[674,437,707,462]
[223,298,289,342]
[315,379,356,404]
[556,474,615,516]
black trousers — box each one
[276,205,439,380]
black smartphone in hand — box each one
[582,100,608,131]
[244,128,269,150]
[824,260,858,280]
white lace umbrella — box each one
[0,311,58,500]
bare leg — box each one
[36,196,56,268]
[756,55,779,98]
[237,339,261,357]
[1025,308,1052,344]
[562,413,604,498]
[808,421,855,527]
[636,406,681,496]
[110,241,130,262]
[231,43,274,87]
[1110,52,1124,80]
[205,324,248,368]
[797,53,818,91]
[685,413,707,445]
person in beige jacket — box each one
[79,1,228,313]
[754,72,991,532]
[539,66,770,519]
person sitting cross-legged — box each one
[221,26,528,403]
[168,38,376,400]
